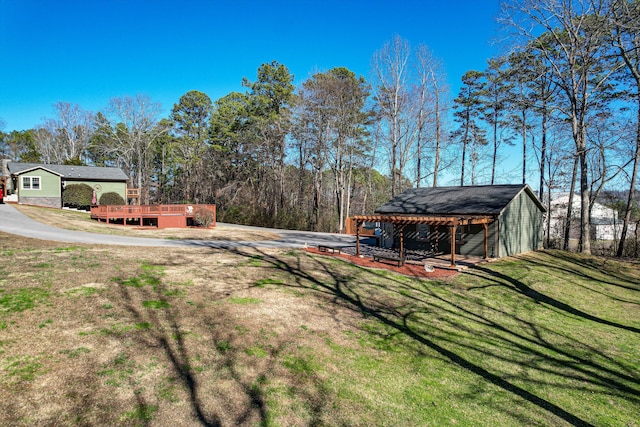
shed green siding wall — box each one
[498,191,544,257]
[459,223,498,257]
[19,169,60,197]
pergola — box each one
[350,214,495,267]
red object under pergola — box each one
[350,214,495,268]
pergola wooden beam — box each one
[351,214,493,226]
[351,213,495,268]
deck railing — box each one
[90,204,216,228]
[91,204,215,217]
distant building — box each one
[547,193,631,241]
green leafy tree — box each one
[241,61,295,222]
[293,67,372,232]
[208,91,253,210]
[87,112,119,167]
[2,130,40,161]
[482,57,514,184]
[170,90,213,203]
[452,70,487,185]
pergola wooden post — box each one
[355,220,361,257]
[483,223,488,259]
[450,224,457,268]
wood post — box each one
[483,223,488,259]
[356,221,361,257]
[450,224,457,267]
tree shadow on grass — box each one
[531,250,640,293]
[115,283,222,426]
[468,264,640,335]
[111,255,332,427]
[246,247,640,427]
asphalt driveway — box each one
[0,203,357,249]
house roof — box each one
[374,184,546,216]
[7,162,128,181]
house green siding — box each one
[498,190,544,257]
[18,168,62,208]
[19,169,60,197]
[68,180,126,202]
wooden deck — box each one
[90,204,216,229]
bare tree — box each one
[94,95,168,203]
[414,45,450,187]
[609,0,640,257]
[35,102,94,164]
[293,67,371,232]
[371,35,412,196]
[501,0,622,254]
[292,73,332,230]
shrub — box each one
[194,207,214,227]
[99,192,125,206]
[63,184,93,208]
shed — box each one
[350,184,546,266]
[3,161,128,208]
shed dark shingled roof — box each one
[375,184,544,216]
[7,162,128,181]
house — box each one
[350,184,546,266]
[547,193,628,241]
[1,160,128,208]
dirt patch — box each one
[303,247,458,278]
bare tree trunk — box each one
[491,118,498,185]
[539,106,547,201]
[618,107,640,257]
[345,147,354,232]
[575,116,591,253]
[546,182,552,248]
[364,125,381,214]
[433,86,442,187]
[563,155,578,251]
[522,109,527,185]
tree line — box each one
[1,0,639,257]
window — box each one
[22,176,41,190]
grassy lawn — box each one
[0,231,638,426]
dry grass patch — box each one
[13,204,281,241]
[1,233,638,426]
[0,233,365,425]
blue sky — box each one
[0,0,503,132]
